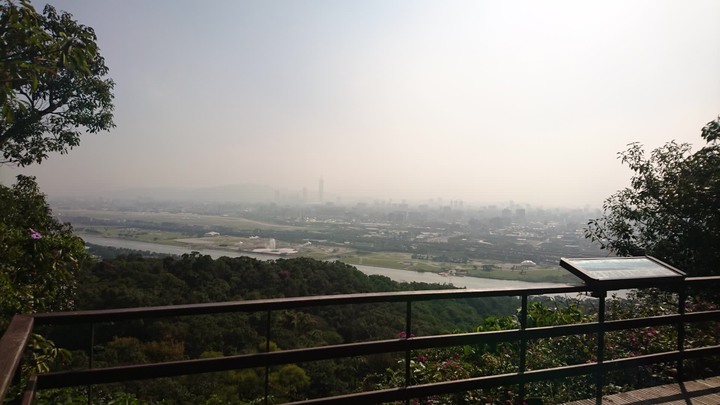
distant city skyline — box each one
[318,177,324,203]
[6,0,719,208]
[40,180,602,211]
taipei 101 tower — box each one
[318,177,324,203]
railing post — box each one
[519,294,528,404]
[404,300,412,405]
[21,375,37,405]
[265,310,271,405]
[89,323,95,369]
[88,322,95,405]
[595,290,606,405]
[677,288,686,381]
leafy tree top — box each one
[586,116,720,276]
[0,0,114,166]
[0,175,87,330]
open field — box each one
[337,252,575,283]
[71,210,575,283]
[82,227,356,258]
[83,227,190,244]
[59,209,299,231]
[84,228,574,283]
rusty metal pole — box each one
[677,289,686,381]
[405,300,412,405]
[88,323,95,405]
[265,310,271,405]
[595,290,606,405]
[519,294,528,404]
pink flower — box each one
[29,228,42,240]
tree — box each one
[0,0,112,328]
[0,175,88,331]
[0,3,113,399]
[585,116,720,276]
[0,0,114,166]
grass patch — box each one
[86,227,191,243]
[60,209,298,231]
[334,252,574,283]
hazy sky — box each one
[9,0,720,207]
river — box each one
[80,234,576,291]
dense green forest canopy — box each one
[33,253,518,404]
[31,252,718,405]
[73,253,518,348]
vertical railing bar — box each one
[89,323,95,369]
[677,288,686,381]
[404,299,412,405]
[12,351,23,397]
[595,290,606,405]
[20,375,37,405]
[519,293,528,402]
[265,310,271,405]
[88,322,95,405]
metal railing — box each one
[2,277,719,404]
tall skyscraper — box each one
[318,177,324,202]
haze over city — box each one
[5,0,720,207]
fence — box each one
[2,277,719,404]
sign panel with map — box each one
[560,256,685,286]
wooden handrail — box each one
[0,315,33,403]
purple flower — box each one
[29,228,42,240]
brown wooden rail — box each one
[1,278,719,404]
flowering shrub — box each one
[0,175,88,328]
[372,293,720,404]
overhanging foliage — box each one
[586,117,720,276]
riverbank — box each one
[78,230,579,284]
[80,234,579,290]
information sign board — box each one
[560,256,685,286]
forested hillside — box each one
[38,254,518,404]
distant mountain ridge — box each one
[84,184,282,202]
